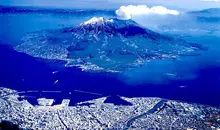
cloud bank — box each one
[116,5,180,19]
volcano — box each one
[14,17,208,72]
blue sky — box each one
[1,0,220,10]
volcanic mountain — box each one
[14,17,208,72]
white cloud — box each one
[200,0,219,1]
[115,5,180,20]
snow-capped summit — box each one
[81,17,114,25]
[74,17,162,38]
[82,17,105,25]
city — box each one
[0,87,219,130]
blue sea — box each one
[0,6,220,106]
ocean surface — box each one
[0,6,220,106]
